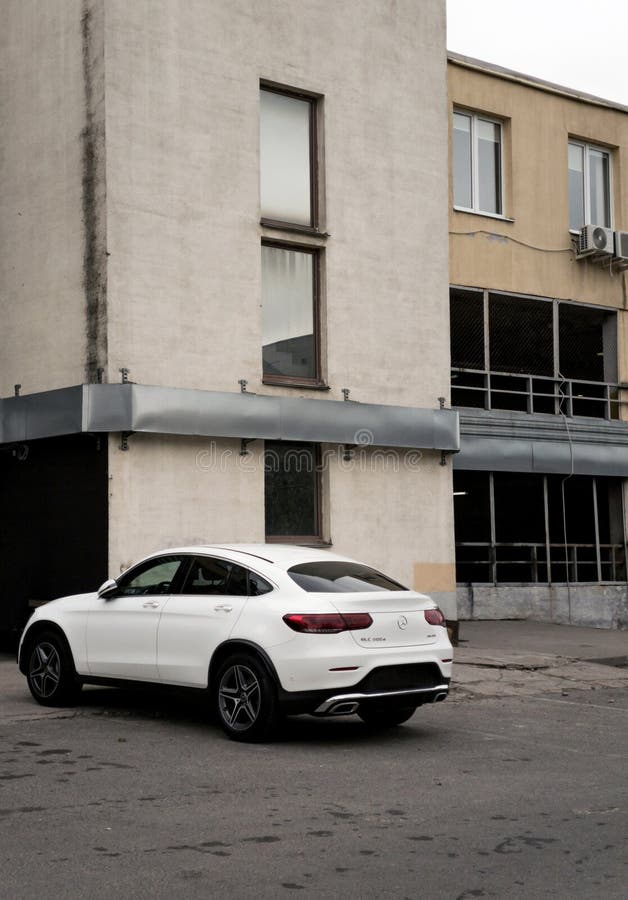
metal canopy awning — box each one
[455,409,628,477]
[0,384,460,452]
[454,435,628,476]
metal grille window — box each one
[264,441,321,541]
[450,289,486,410]
[454,471,626,585]
[489,295,553,376]
[450,288,620,420]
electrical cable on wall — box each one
[449,229,575,254]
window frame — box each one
[453,108,505,218]
[264,440,323,543]
[261,239,323,388]
[259,83,319,233]
[568,138,614,233]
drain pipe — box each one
[559,373,575,625]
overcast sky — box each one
[446,0,628,107]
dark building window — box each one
[265,441,321,540]
[450,288,619,419]
[489,294,553,377]
[454,470,626,585]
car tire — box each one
[214,653,281,743]
[357,706,417,728]
[26,631,82,707]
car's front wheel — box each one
[26,631,81,707]
[357,705,417,728]
[215,653,281,742]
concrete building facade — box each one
[0,1,458,638]
[448,54,628,628]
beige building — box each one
[0,1,458,638]
[448,53,628,627]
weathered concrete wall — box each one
[103,0,455,612]
[329,448,456,618]
[108,437,458,619]
[457,584,628,630]
[0,0,107,396]
[107,434,265,575]
[1,1,455,617]
[103,0,450,409]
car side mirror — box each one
[97,578,118,598]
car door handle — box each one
[142,600,160,609]
[214,604,233,613]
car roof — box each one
[144,543,353,570]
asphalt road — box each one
[1,661,626,900]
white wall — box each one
[102,0,454,608]
[0,0,90,396]
[1,1,455,615]
[107,434,265,575]
[103,0,450,409]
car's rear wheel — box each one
[26,631,81,707]
[357,705,417,728]
[215,653,281,742]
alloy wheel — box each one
[29,642,61,699]
[218,664,262,732]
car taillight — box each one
[424,608,446,626]
[282,613,373,634]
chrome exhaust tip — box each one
[328,701,360,716]
[433,691,447,703]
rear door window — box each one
[248,571,273,596]
[181,557,272,596]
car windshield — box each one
[287,561,408,593]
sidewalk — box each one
[452,619,628,700]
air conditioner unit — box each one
[614,230,628,260]
[578,224,614,256]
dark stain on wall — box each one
[81,0,107,383]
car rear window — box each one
[287,561,408,593]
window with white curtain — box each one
[568,140,612,231]
[260,87,315,227]
[261,244,318,382]
[453,109,503,216]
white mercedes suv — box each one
[18,544,453,741]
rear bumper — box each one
[276,662,450,716]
